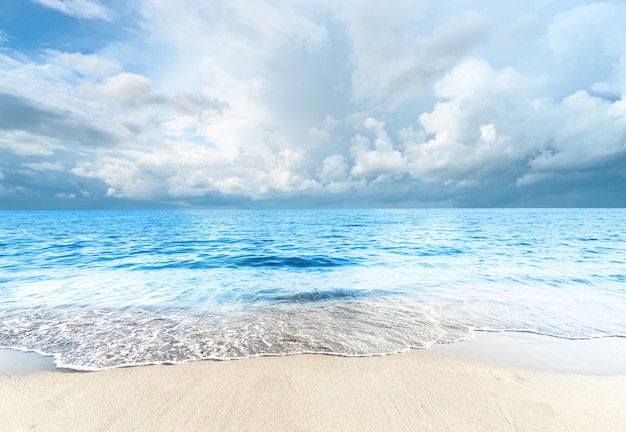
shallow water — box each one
[1,209,625,370]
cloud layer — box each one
[1,0,625,208]
[32,0,114,21]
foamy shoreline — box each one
[1,333,625,431]
[2,330,626,375]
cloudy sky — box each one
[1,0,625,209]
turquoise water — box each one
[1,209,625,370]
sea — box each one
[1,209,625,371]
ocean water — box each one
[1,209,625,371]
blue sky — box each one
[1,0,626,209]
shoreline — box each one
[432,330,626,374]
[1,344,625,431]
[3,330,626,376]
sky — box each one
[1,0,626,209]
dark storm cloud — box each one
[0,92,117,147]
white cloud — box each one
[406,59,540,183]
[307,115,338,144]
[319,154,348,182]
[45,50,122,78]
[3,0,626,207]
[524,91,626,173]
[33,0,114,21]
[84,72,153,106]
[171,93,227,116]
[0,132,58,156]
[547,2,626,99]
[406,56,626,190]
[22,161,65,172]
[350,118,406,178]
[479,124,497,143]
[340,4,490,107]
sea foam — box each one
[1,209,625,370]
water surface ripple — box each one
[1,209,625,370]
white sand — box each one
[1,350,625,432]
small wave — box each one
[272,289,366,303]
[117,255,357,271]
[235,288,393,304]
[473,328,626,341]
[415,246,465,257]
[0,301,473,371]
[236,255,354,268]
[2,208,626,372]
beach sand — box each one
[2,337,626,432]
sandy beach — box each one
[2,336,626,432]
